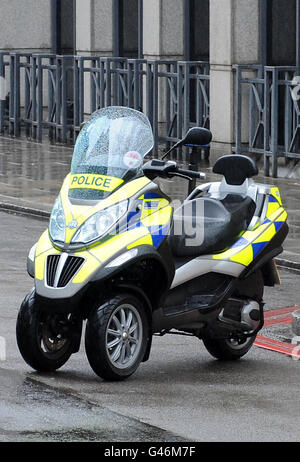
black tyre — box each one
[203,334,256,361]
[85,293,149,381]
[16,289,79,372]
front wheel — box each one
[202,334,256,361]
[16,289,80,372]
[85,294,149,381]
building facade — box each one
[0,0,300,166]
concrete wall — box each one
[143,0,183,60]
[0,0,51,52]
[76,0,113,56]
[210,0,260,153]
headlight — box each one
[71,200,128,245]
[49,196,66,243]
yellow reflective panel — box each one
[230,245,253,266]
[213,246,241,260]
[91,227,150,263]
[275,210,288,222]
[140,198,170,219]
[266,201,280,218]
[141,206,172,227]
[35,230,53,257]
[253,224,276,244]
[267,207,285,222]
[235,223,267,244]
[35,246,61,280]
[72,251,101,284]
[69,174,123,192]
[106,177,151,206]
[270,187,282,206]
[35,254,45,280]
[127,234,153,249]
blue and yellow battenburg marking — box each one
[125,192,172,249]
[213,191,287,266]
[69,173,123,192]
[266,188,282,218]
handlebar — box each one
[176,168,206,180]
[143,159,206,181]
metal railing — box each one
[235,64,300,177]
[0,52,210,157]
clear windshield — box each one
[69,107,154,201]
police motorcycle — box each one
[17,106,289,381]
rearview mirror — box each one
[162,127,212,160]
[180,127,212,147]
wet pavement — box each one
[0,212,300,442]
[0,136,299,266]
[0,369,184,442]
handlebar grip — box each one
[177,168,206,179]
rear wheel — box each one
[16,289,80,372]
[203,334,256,360]
[85,294,149,381]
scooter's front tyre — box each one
[203,335,256,361]
[85,294,149,381]
[16,289,78,372]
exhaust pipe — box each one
[240,300,261,331]
[219,298,261,332]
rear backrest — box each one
[213,155,258,186]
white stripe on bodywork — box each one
[171,258,245,290]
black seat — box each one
[169,195,256,258]
[213,155,258,186]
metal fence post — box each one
[177,62,183,160]
[270,67,279,178]
[153,61,159,158]
[0,53,6,134]
[146,60,153,130]
[90,57,96,115]
[182,62,190,161]
[37,55,43,142]
[263,67,271,176]
[61,56,68,143]
[73,56,79,136]
[13,53,21,137]
[24,54,31,138]
[9,54,15,136]
[235,65,242,155]
[55,56,62,142]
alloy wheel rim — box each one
[106,304,143,370]
[37,316,71,359]
[225,336,253,350]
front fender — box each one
[91,245,174,289]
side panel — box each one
[212,207,287,267]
